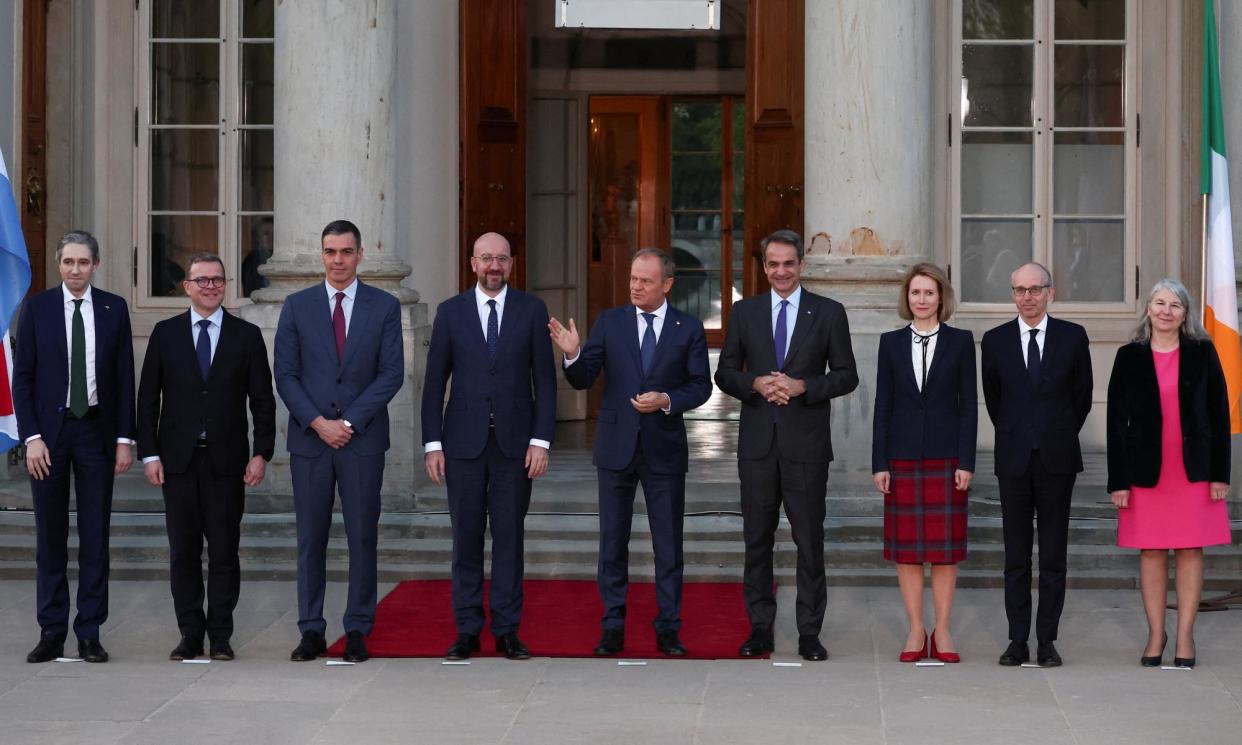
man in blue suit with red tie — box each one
[274,219,403,664]
[14,230,135,664]
[422,231,556,661]
[549,248,712,657]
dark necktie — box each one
[196,319,212,381]
[1027,329,1041,387]
[774,299,789,369]
[640,312,657,376]
[333,291,347,361]
[486,299,499,360]
[69,299,88,417]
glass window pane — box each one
[672,154,721,210]
[670,216,722,330]
[240,215,274,297]
[1052,219,1124,301]
[589,113,640,264]
[961,131,1033,215]
[153,0,219,38]
[960,219,1032,303]
[151,129,219,211]
[732,97,744,152]
[1054,45,1124,127]
[240,130,274,211]
[1053,131,1123,214]
[241,43,274,125]
[671,102,722,152]
[1055,0,1125,40]
[149,215,219,297]
[242,0,275,38]
[963,0,1033,39]
[152,43,219,125]
[962,44,1033,127]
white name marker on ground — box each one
[1161,665,1194,671]
[772,662,802,667]
[441,660,471,666]
[53,657,82,663]
[180,659,211,664]
[915,661,945,667]
[1020,663,1043,669]
[325,660,356,666]
[617,660,647,666]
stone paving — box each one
[0,579,1240,744]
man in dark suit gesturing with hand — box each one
[549,248,711,658]
[715,229,858,662]
[982,261,1091,668]
[137,253,276,662]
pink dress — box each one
[1117,348,1232,549]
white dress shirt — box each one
[909,323,940,391]
[424,283,550,454]
[142,306,225,465]
[325,279,358,334]
[770,287,801,358]
[1018,314,1049,367]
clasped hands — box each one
[752,372,805,405]
[311,416,353,449]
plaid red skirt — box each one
[883,458,968,565]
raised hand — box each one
[548,317,580,357]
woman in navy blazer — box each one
[872,263,977,663]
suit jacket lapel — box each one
[920,326,947,393]
[52,292,69,375]
[493,290,522,365]
[625,305,643,376]
[648,307,683,377]
[91,290,109,383]
[340,283,370,368]
[782,292,814,371]
[1037,318,1057,391]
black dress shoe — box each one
[593,629,625,657]
[496,633,531,660]
[798,634,829,661]
[169,636,204,661]
[656,630,688,657]
[738,627,775,657]
[342,631,369,663]
[290,630,327,661]
[1173,656,1196,668]
[998,640,1030,666]
[209,640,235,661]
[445,633,481,661]
[1036,641,1062,668]
[1140,632,1167,668]
[26,636,65,663]
[78,639,109,663]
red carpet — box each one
[327,579,764,659]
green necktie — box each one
[70,298,88,418]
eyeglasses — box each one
[1011,285,1048,298]
[473,254,512,266]
[186,276,227,288]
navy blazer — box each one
[421,287,557,460]
[13,285,135,449]
[981,316,1092,477]
[871,324,977,473]
[563,304,711,474]
[273,281,404,457]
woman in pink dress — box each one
[1106,279,1232,669]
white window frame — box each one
[134,0,273,309]
[949,0,1139,315]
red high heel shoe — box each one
[899,633,929,663]
[930,630,960,663]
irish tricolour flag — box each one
[1201,0,1242,434]
[0,151,32,452]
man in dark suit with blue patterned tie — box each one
[422,232,557,661]
[549,248,712,657]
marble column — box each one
[242,0,427,501]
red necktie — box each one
[333,291,346,361]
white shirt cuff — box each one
[24,434,41,444]
[563,348,581,366]
[529,439,550,450]
[141,456,161,465]
[117,438,135,446]
[424,441,443,453]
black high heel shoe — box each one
[1140,631,1166,667]
[1174,635,1196,668]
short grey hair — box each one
[185,252,226,277]
[56,230,100,264]
[761,229,804,261]
[1131,278,1210,343]
[1010,261,1052,288]
[633,247,676,280]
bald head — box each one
[1010,261,1051,288]
[474,232,511,256]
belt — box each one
[65,405,100,420]
[195,437,209,448]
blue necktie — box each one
[774,299,789,369]
[640,312,657,376]
[486,299,499,360]
[196,319,212,381]
[1027,329,1041,387]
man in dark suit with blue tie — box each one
[14,230,135,664]
[981,261,1092,668]
[422,231,556,661]
[274,219,404,663]
[548,248,712,657]
[137,253,276,662]
[715,230,858,661]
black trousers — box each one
[162,446,245,642]
[739,440,829,637]
[998,449,1076,643]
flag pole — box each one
[1201,193,1209,322]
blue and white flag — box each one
[0,151,32,452]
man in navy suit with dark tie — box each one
[14,230,135,664]
[549,248,712,657]
[981,261,1092,668]
[422,231,556,661]
[274,219,403,663]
